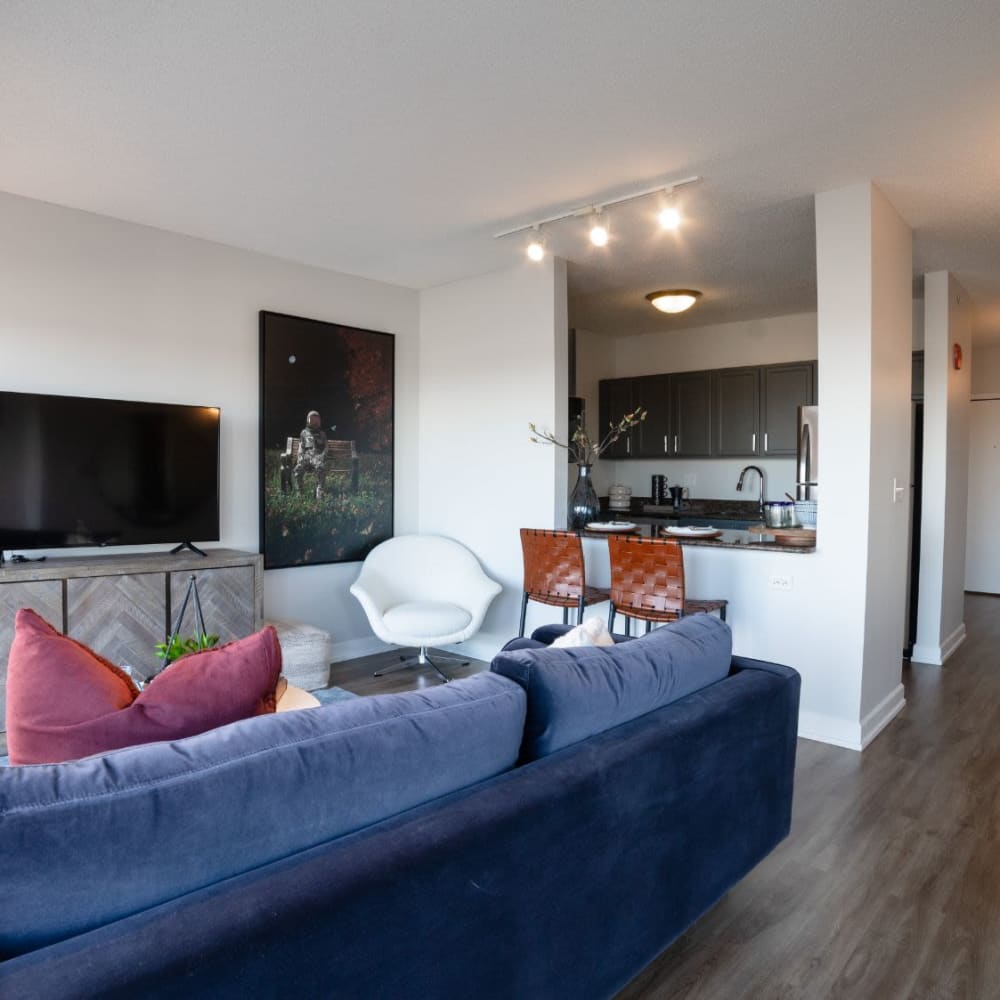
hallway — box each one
[620,593,1000,999]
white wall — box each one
[583,312,817,501]
[858,187,913,723]
[613,312,818,376]
[972,343,1000,394]
[418,259,568,656]
[966,399,1000,592]
[0,191,420,657]
[573,328,616,497]
[808,181,911,748]
[914,273,972,663]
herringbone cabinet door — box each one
[66,574,166,682]
[169,567,255,644]
[0,580,63,722]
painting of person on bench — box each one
[260,311,394,569]
[294,410,328,497]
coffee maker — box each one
[669,485,684,510]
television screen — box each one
[0,391,220,551]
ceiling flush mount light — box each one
[493,174,700,257]
[589,210,609,247]
[646,289,703,314]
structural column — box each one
[914,272,971,664]
[813,182,912,747]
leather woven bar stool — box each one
[519,528,611,637]
[606,534,727,636]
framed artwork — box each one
[259,310,394,569]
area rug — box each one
[312,686,360,705]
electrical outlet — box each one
[683,473,696,487]
[769,574,793,591]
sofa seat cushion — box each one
[382,601,472,639]
[0,671,526,959]
[5,609,281,765]
[491,613,732,760]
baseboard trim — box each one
[329,636,391,663]
[859,684,906,749]
[912,622,966,666]
[940,623,967,663]
[797,684,906,753]
[796,710,864,752]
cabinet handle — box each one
[752,432,756,452]
[626,437,631,455]
[764,432,768,453]
[674,435,678,453]
[664,435,668,454]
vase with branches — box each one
[529,408,647,528]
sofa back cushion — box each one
[0,671,525,958]
[491,613,732,760]
[5,609,281,764]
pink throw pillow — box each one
[5,608,282,765]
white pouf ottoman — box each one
[264,619,332,691]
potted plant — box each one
[529,408,647,528]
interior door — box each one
[966,398,1000,593]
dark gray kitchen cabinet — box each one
[761,361,816,456]
[598,377,637,458]
[635,374,672,457]
[714,368,760,457]
[670,371,713,457]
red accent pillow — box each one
[5,609,282,765]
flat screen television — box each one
[0,391,220,552]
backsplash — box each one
[604,457,797,504]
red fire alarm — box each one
[953,343,963,370]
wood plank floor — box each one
[616,592,1000,1000]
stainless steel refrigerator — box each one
[796,405,818,500]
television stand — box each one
[170,541,208,557]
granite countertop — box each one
[667,528,816,553]
[589,496,816,552]
[581,526,815,553]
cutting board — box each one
[748,525,816,546]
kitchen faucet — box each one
[736,465,767,521]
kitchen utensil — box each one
[651,475,667,505]
[763,501,798,528]
[749,525,815,546]
[794,500,817,528]
[663,526,723,538]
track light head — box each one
[589,210,609,247]
[525,227,546,261]
[658,206,681,230]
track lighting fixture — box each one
[493,174,700,258]
[658,206,681,230]
[588,210,609,247]
[525,226,546,262]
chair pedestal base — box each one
[373,646,469,683]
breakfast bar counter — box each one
[581,525,816,553]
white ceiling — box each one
[2,1,999,339]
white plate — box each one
[585,521,637,532]
[664,525,719,536]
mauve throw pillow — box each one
[5,609,282,765]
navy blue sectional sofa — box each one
[0,615,799,999]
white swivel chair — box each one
[349,535,502,682]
